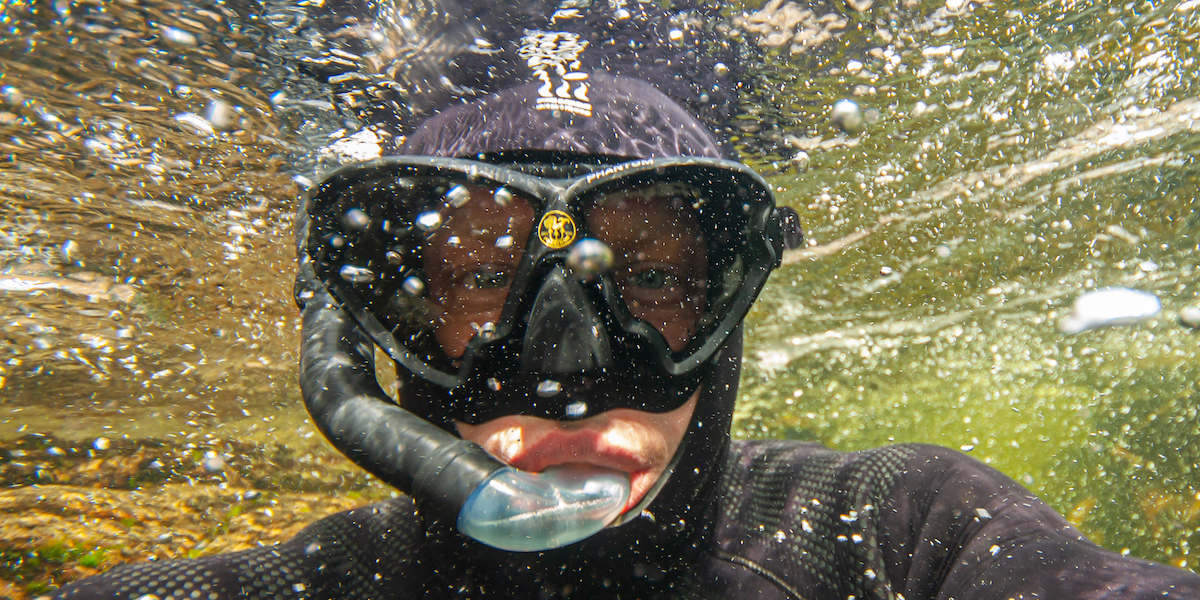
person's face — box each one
[417,183,708,510]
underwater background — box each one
[1,0,1199,595]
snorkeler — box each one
[47,2,1200,599]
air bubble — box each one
[402,276,425,296]
[537,380,562,397]
[566,239,614,277]
[446,185,470,207]
[344,208,370,230]
[493,187,513,206]
[477,321,497,340]
[495,235,514,248]
[202,452,226,473]
[831,99,865,134]
[340,265,376,283]
[565,402,588,419]
[160,26,198,47]
[416,211,442,231]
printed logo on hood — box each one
[518,30,592,117]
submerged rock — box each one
[1059,287,1162,334]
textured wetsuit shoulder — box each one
[692,441,1200,600]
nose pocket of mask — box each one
[521,265,615,374]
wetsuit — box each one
[48,442,1200,599]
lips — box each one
[502,429,658,512]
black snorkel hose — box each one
[296,196,631,552]
[296,276,503,522]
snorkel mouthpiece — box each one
[459,464,631,552]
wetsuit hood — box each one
[400,73,725,160]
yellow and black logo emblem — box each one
[537,210,577,249]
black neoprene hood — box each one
[400,73,727,160]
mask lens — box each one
[580,171,763,361]
[585,184,709,352]
[311,172,536,367]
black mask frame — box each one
[305,155,798,425]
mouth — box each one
[502,429,659,513]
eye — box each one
[628,269,677,290]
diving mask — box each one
[305,154,801,425]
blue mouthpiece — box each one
[458,464,631,552]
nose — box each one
[521,265,615,374]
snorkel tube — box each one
[295,198,630,553]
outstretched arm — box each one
[881,445,1200,600]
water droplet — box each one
[668,29,684,42]
[47,446,66,457]
[385,250,403,265]
[447,236,461,247]
[614,8,631,19]
[339,265,375,283]
[344,208,370,230]
[487,378,502,391]
[536,380,562,397]
[93,437,110,451]
[445,185,470,207]
[416,211,442,231]
[495,235,514,248]
[714,62,729,77]
[493,187,513,206]
[402,276,425,296]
